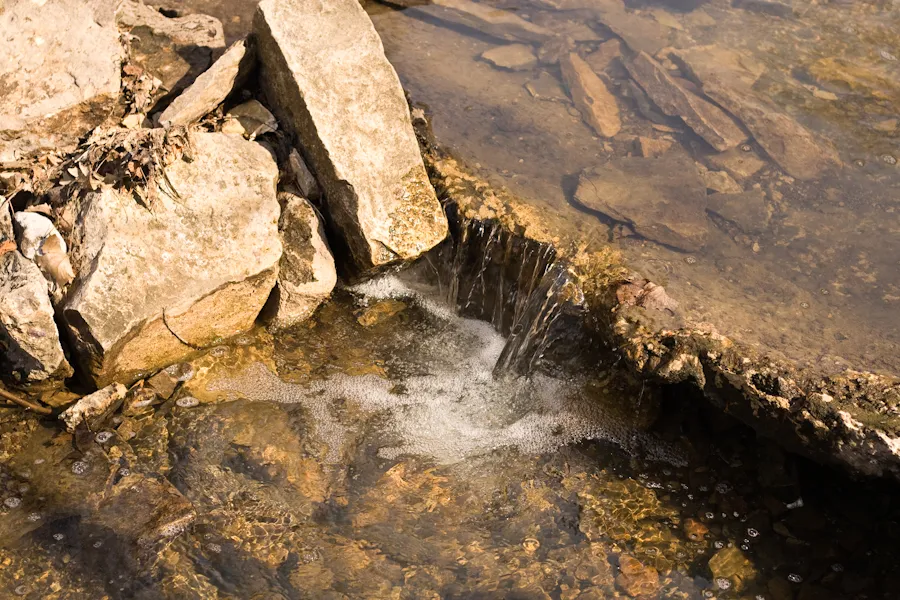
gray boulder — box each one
[0,0,122,165]
[254,0,448,272]
[271,190,337,330]
[62,132,282,387]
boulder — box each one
[62,132,282,386]
[271,191,337,330]
[0,248,72,384]
[116,0,225,114]
[157,40,254,127]
[574,154,709,251]
[0,0,123,165]
[560,53,621,138]
[254,0,448,271]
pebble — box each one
[176,396,200,408]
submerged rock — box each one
[0,0,122,164]
[158,40,254,127]
[585,38,623,74]
[574,154,708,251]
[270,190,337,330]
[732,0,793,17]
[626,52,746,151]
[707,145,767,180]
[255,0,447,271]
[62,132,282,386]
[560,53,621,138]
[59,383,127,432]
[707,189,770,234]
[400,0,553,44]
[481,44,539,71]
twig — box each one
[0,387,52,415]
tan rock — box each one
[616,554,659,597]
[358,299,408,327]
[60,383,127,432]
[584,38,622,74]
[560,53,621,138]
[288,149,322,202]
[707,189,771,235]
[635,136,672,158]
[699,167,742,193]
[255,0,447,271]
[626,52,746,151]
[708,146,767,180]
[481,44,538,71]
[708,546,758,592]
[63,133,282,386]
[525,72,569,102]
[222,100,278,139]
[402,0,553,43]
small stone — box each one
[584,38,622,74]
[481,44,538,71]
[403,0,553,44]
[176,396,200,408]
[634,136,672,158]
[708,546,757,592]
[59,384,128,433]
[222,100,278,139]
[560,53,621,138]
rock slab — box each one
[255,0,447,271]
[271,191,337,330]
[0,0,122,164]
[63,132,282,386]
[560,53,621,138]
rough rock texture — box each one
[158,40,253,127]
[288,149,321,201]
[706,189,770,234]
[574,154,708,251]
[707,146,766,180]
[254,0,447,271]
[116,0,225,113]
[0,246,71,384]
[560,53,621,138]
[59,383,127,432]
[626,52,746,151]
[271,191,337,330]
[672,46,841,179]
[63,133,281,386]
[481,44,538,71]
[0,0,123,164]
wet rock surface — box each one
[560,53,622,138]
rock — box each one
[288,149,322,202]
[699,167,742,194]
[358,299,407,327]
[62,132,282,386]
[0,251,72,384]
[708,546,758,592]
[481,44,538,71]
[158,40,254,127]
[673,46,841,179]
[0,0,122,165]
[525,72,569,102]
[397,0,553,43]
[536,36,576,66]
[60,383,128,432]
[146,362,195,400]
[574,154,708,251]
[626,52,746,152]
[634,136,673,158]
[616,554,659,597]
[221,99,278,139]
[0,201,15,254]
[12,212,75,290]
[255,0,447,271]
[270,191,337,330]
[732,0,793,17]
[116,0,225,112]
[560,53,621,138]
[585,39,623,74]
[683,518,708,541]
[708,146,767,180]
[616,280,678,314]
[588,0,670,56]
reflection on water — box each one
[1,279,899,598]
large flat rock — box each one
[254,0,448,272]
[62,132,281,386]
[0,0,122,164]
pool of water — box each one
[1,275,899,598]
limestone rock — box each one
[222,100,278,139]
[399,0,553,44]
[271,191,337,330]
[673,46,841,179]
[560,53,621,138]
[0,0,122,165]
[574,154,708,251]
[158,40,254,127]
[626,52,746,152]
[616,555,659,597]
[288,149,322,202]
[585,39,623,74]
[0,250,72,384]
[708,146,767,180]
[116,0,225,112]
[62,133,282,386]
[59,383,127,432]
[255,0,447,271]
[481,44,538,71]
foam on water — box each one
[211,276,685,466]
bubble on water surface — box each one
[715,578,731,590]
[53,533,64,541]
[4,497,21,508]
[72,461,88,475]
[788,573,803,583]
[176,396,200,408]
[95,431,113,444]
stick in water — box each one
[0,387,52,415]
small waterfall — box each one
[440,217,588,377]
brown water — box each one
[1,274,899,599]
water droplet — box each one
[715,482,730,494]
[747,528,759,538]
[831,563,844,572]
[93,540,103,548]
[176,396,200,408]
[27,512,41,522]
[716,577,732,590]
[788,573,803,583]
[52,533,64,541]
[95,431,113,444]
[4,497,21,508]
[71,461,88,475]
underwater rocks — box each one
[62,132,281,387]
[398,0,554,44]
[271,190,337,331]
[59,383,127,433]
[0,0,122,165]
[574,154,708,251]
[560,53,622,138]
[481,44,539,71]
[157,40,254,128]
[255,0,448,272]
